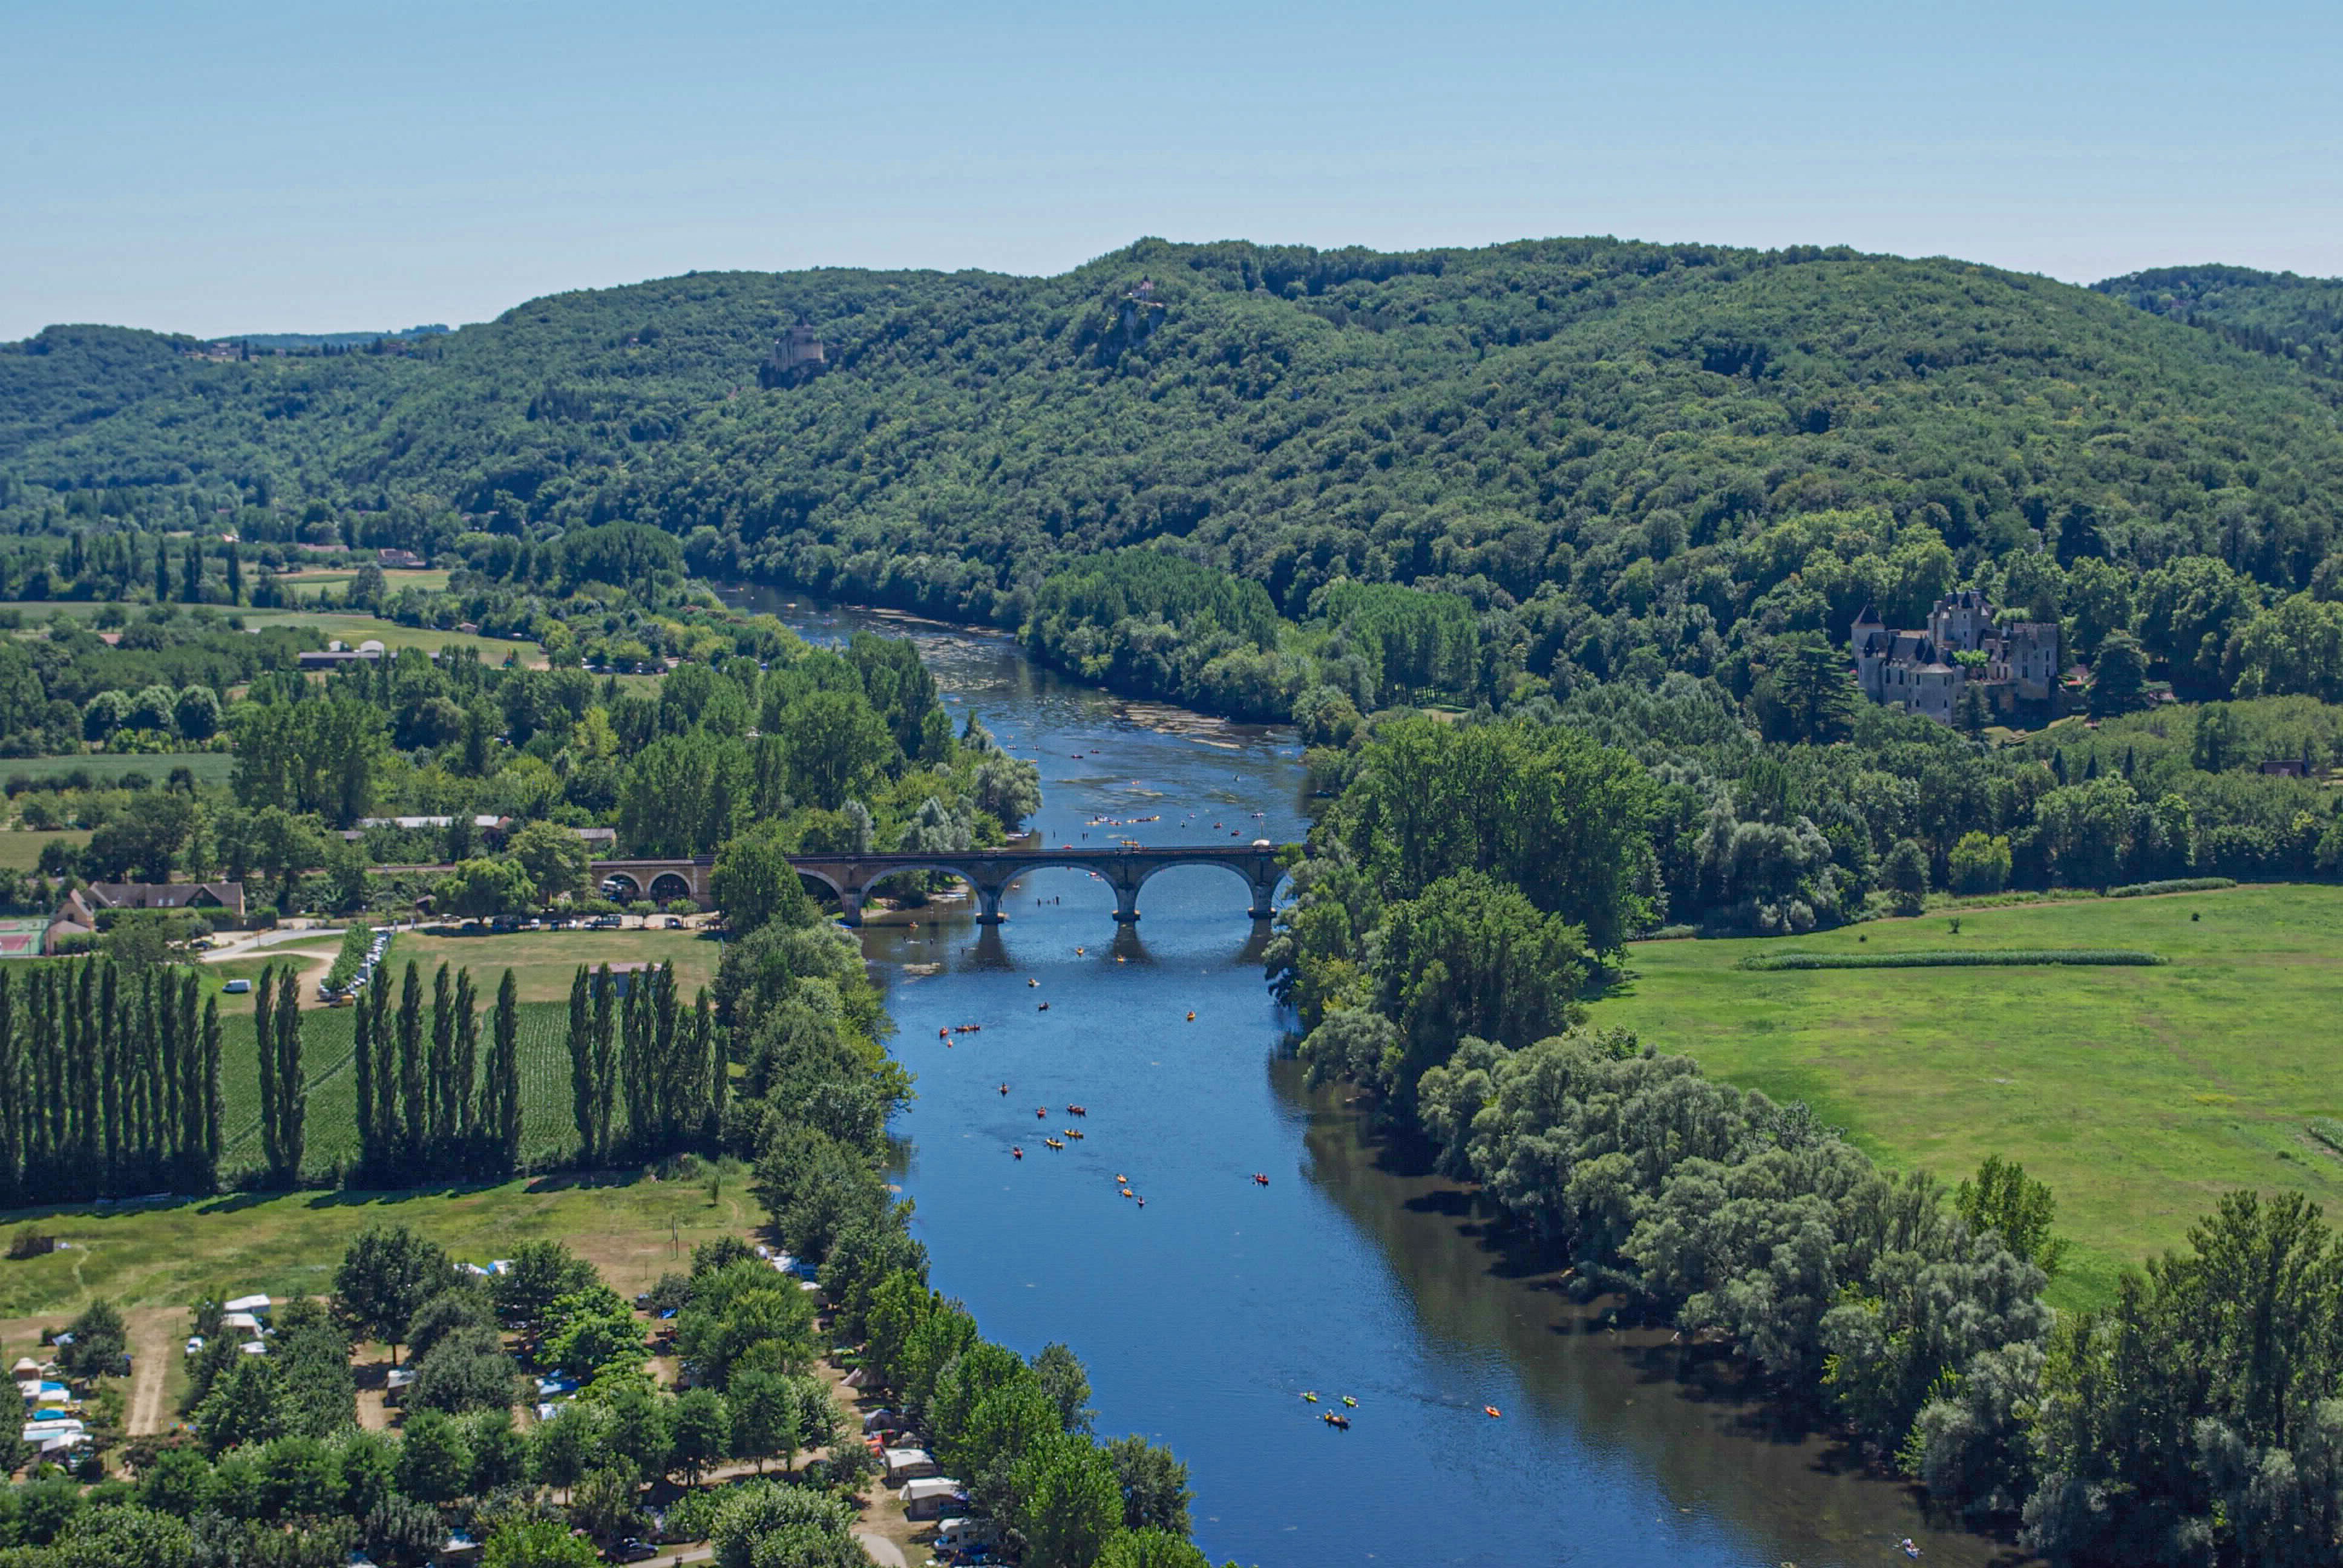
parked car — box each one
[663,916,685,929]
[607,1541,657,1563]
[222,979,251,995]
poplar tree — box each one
[591,964,617,1160]
[398,961,425,1171]
[256,964,281,1178]
[697,988,724,1145]
[74,962,97,1171]
[199,993,223,1187]
[620,972,649,1152]
[566,965,594,1165]
[272,967,304,1184]
[0,970,17,1203]
[99,964,122,1190]
[452,967,479,1147]
[489,969,522,1174]
[352,966,376,1172]
[368,976,397,1171]
[652,964,680,1149]
[429,962,455,1151]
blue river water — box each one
[734,590,2005,1568]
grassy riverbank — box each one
[1593,883,2343,1308]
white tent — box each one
[221,1311,261,1331]
[224,1295,270,1314]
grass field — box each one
[1592,883,2343,1308]
[1,753,235,788]
[390,927,724,1003]
[0,831,90,871]
[234,610,538,665]
[0,1163,762,1321]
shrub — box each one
[2309,1119,2343,1158]
[2106,877,2237,898]
[1738,949,2165,971]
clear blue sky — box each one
[6,0,2338,339]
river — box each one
[729,588,2007,1568]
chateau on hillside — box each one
[1850,590,2059,725]
[761,318,827,387]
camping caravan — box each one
[883,1446,938,1484]
[898,1477,966,1521]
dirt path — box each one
[125,1307,179,1436]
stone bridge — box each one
[590,858,714,907]
[790,844,1289,926]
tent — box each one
[224,1295,270,1314]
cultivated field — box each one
[1,753,235,788]
[206,927,725,1177]
[1593,883,2343,1308]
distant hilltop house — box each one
[376,547,427,570]
[1850,590,2059,725]
[761,318,827,388]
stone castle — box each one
[1850,590,2059,724]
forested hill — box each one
[2093,264,2343,382]
[8,235,2343,644]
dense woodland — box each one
[7,242,2343,724]
[1270,717,2343,1567]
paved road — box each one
[855,1534,909,1568]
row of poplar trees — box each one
[349,959,525,1183]
[565,962,725,1167]
[0,961,224,1204]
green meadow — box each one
[1592,884,2343,1309]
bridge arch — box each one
[600,871,643,903]
[648,871,695,904]
[1129,857,1289,915]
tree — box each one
[669,1388,732,1486]
[724,1367,795,1473]
[269,965,304,1184]
[1012,1431,1126,1568]
[773,689,892,812]
[436,856,534,920]
[56,1299,126,1379]
[508,819,589,907]
[482,1518,600,1568]
[1947,831,2012,895]
[1757,636,1856,745]
[1095,1530,1213,1568]
[709,1479,858,1568]
[1103,1434,1193,1536]
[1956,1155,2068,1279]
[395,1406,474,1505]
[1033,1342,1095,1434]
[410,1324,520,1414]
[1882,837,1930,916]
[332,1224,456,1364]
[569,1462,644,1546]
[2090,629,2152,717]
[527,1401,615,1500]
[485,967,523,1172]
[710,828,817,934]
[174,684,221,742]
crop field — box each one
[0,831,90,871]
[217,992,586,1177]
[1592,883,2343,1308]
[1,753,235,788]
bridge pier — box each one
[975,884,1006,926]
[1248,872,1280,922]
[1112,883,1141,924]
[839,889,865,928]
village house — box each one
[1850,590,2059,725]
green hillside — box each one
[8,237,2343,708]
[2094,263,2343,382]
